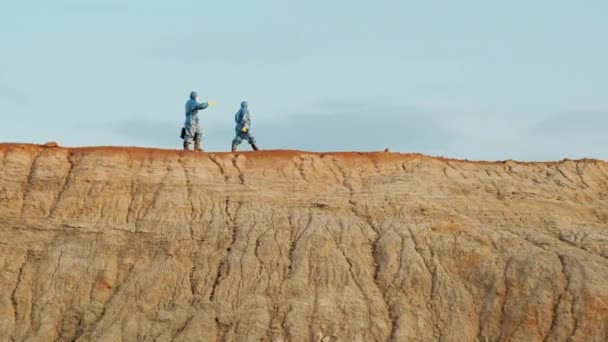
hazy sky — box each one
[1,0,607,160]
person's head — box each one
[190,91,198,100]
[241,101,248,109]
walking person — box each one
[231,101,259,152]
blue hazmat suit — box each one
[184,91,209,145]
[232,101,256,146]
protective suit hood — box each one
[190,91,198,100]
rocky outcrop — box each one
[0,143,607,342]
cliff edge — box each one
[0,144,607,341]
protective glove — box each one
[208,101,216,107]
[241,126,248,133]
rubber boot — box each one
[231,142,238,152]
[251,143,259,151]
[194,136,203,152]
[183,141,190,151]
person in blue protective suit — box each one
[231,101,259,152]
[182,91,212,151]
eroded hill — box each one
[0,144,607,342]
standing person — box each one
[231,101,259,152]
[182,91,212,151]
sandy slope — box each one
[0,143,607,341]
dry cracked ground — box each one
[0,143,607,342]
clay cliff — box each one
[0,143,607,342]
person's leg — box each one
[193,124,203,151]
[232,134,243,152]
[247,134,258,151]
[184,125,195,150]
[194,133,203,151]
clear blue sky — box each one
[1,0,607,160]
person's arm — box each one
[235,110,248,131]
[235,110,244,124]
[196,102,209,110]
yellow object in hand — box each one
[208,101,216,107]
[241,126,248,133]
